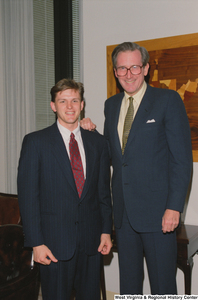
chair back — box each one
[0,224,32,283]
[0,193,21,225]
[0,224,40,300]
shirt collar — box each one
[57,120,81,140]
[124,81,147,104]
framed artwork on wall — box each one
[107,33,198,162]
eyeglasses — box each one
[116,65,143,76]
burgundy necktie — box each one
[69,133,85,197]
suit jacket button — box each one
[123,163,128,167]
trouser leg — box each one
[116,209,144,295]
[142,230,177,295]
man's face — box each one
[50,89,84,130]
[114,49,149,96]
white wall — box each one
[81,0,198,295]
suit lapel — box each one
[79,128,96,200]
[49,123,78,195]
[111,94,123,156]
[124,85,155,152]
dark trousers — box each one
[116,209,177,295]
[39,230,101,300]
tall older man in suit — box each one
[17,79,112,300]
[81,42,192,294]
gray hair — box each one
[112,42,150,68]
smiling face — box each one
[50,89,84,131]
[114,49,149,96]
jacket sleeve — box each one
[164,91,192,212]
[17,134,44,247]
[97,136,112,234]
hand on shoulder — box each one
[80,118,96,131]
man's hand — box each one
[98,233,112,255]
[80,118,96,131]
[162,209,180,233]
[33,244,58,265]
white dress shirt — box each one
[57,120,86,178]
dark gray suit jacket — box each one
[104,84,192,232]
[17,123,112,260]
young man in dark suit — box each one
[81,42,192,294]
[17,78,112,300]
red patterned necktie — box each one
[69,133,85,197]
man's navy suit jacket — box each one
[17,123,112,261]
[104,84,192,232]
